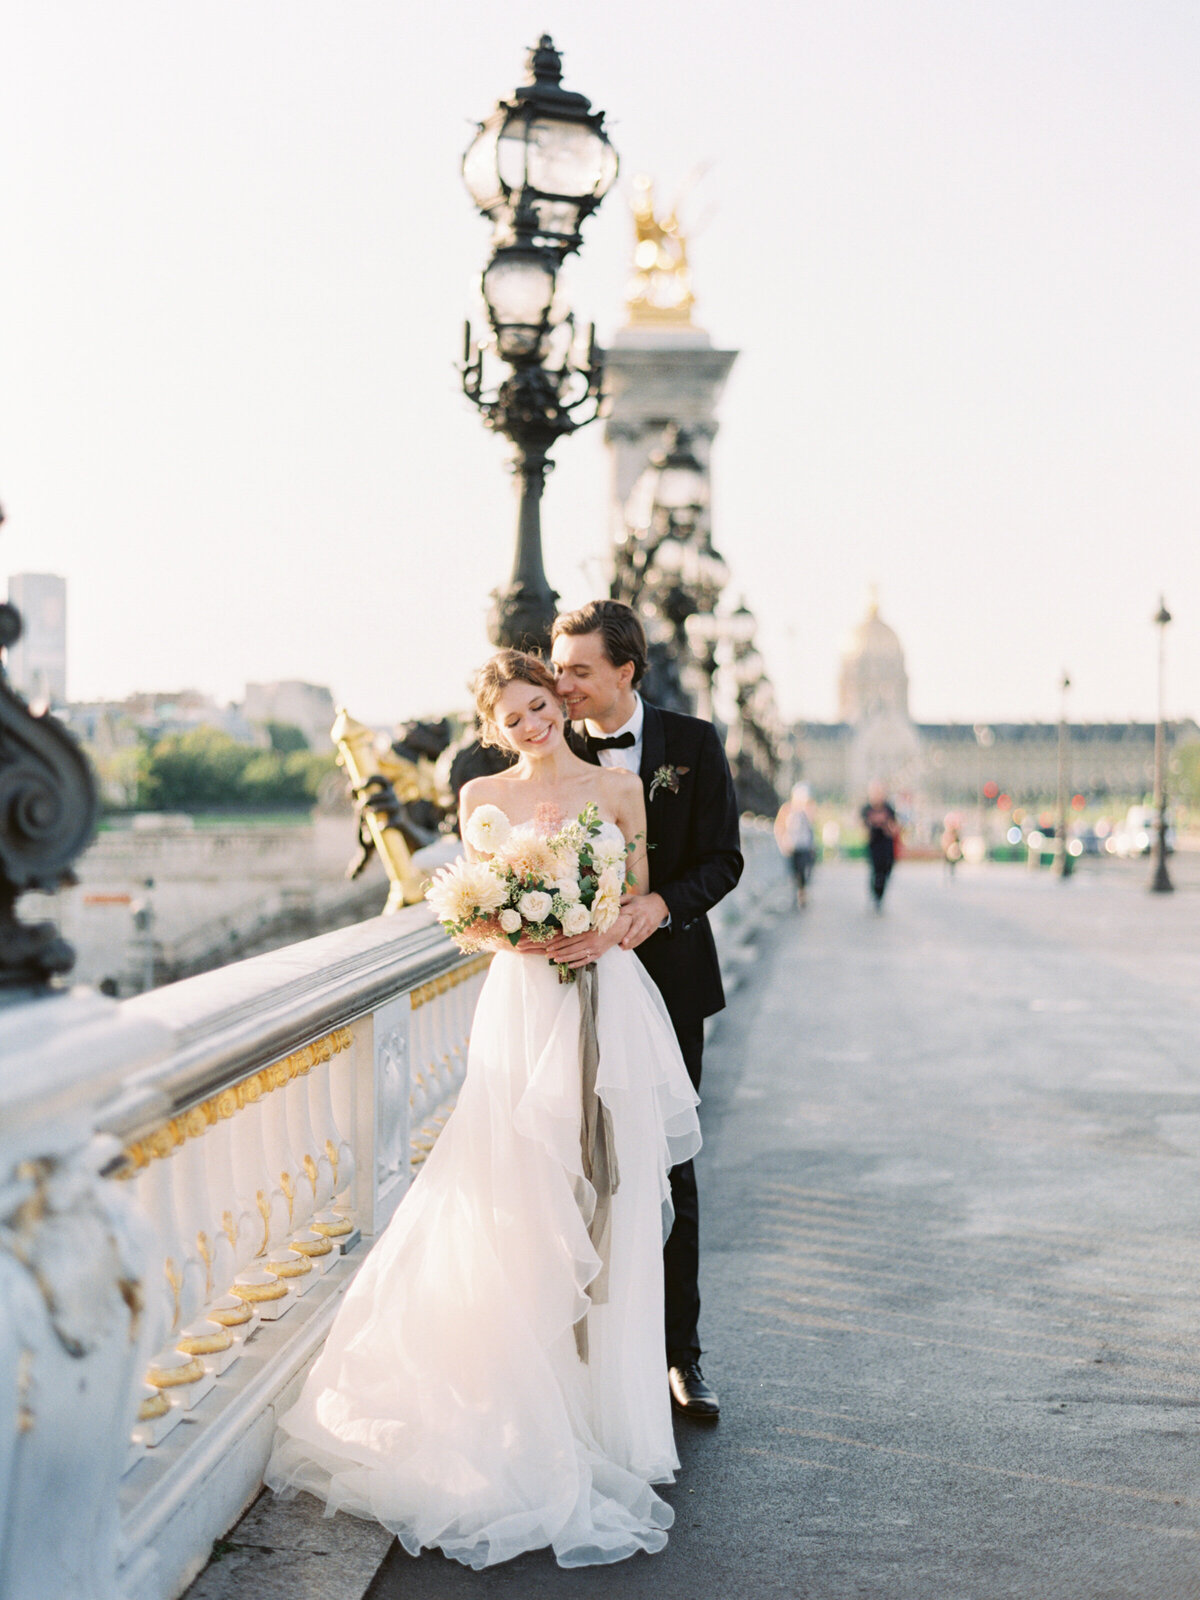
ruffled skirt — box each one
[265,945,702,1568]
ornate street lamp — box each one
[463,34,618,260]
[1150,597,1174,894]
[462,36,617,653]
[613,425,709,607]
[0,503,98,987]
[685,610,723,720]
[1054,671,1073,879]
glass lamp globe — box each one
[463,36,618,258]
[649,426,708,528]
[724,603,757,647]
[481,224,558,362]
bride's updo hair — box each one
[474,650,562,749]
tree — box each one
[264,721,310,754]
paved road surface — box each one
[203,856,1200,1599]
[363,857,1200,1600]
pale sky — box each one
[2,1,1197,729]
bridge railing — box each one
[0,826,783,1600]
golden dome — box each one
[842,600,904,664]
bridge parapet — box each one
[0,825,783,1600]
[0,904,484,1600]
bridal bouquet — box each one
[425,802,634,982]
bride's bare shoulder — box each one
[460,771,518,812]
[596,765,642,798]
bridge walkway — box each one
[192,858,1200,1600]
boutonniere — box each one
[649,763,689,800]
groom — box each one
[548,599,743,1420]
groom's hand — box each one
[617,892,669,951]
[544,909,632,969]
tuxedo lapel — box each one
[638,700,668,787]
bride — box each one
[265,650,702,1568]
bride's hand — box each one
[544,909,632,969]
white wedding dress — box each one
[265,929,702,1568]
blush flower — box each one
[497,826,560,882]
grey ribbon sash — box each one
[574,964,620,1363]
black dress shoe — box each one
[668,1362,720,1419]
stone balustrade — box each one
[0,825,784,1600]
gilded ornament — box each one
[148,1356,206,1388]
[137,1390,170,1421]
[118,1024,372,1172]
[209,1298,253,1328]
[266,1254,312,1279]
[231,1278,289,1304]
[280,1170,295,1226]
[196,1230,214,1298]
[177,1325,232,1356]
[164,1258,183,1328]
[311,1214,353,1238]
[255,1190,271,1255]
[289,1234,333,1258]
[237,1075,263,1108]
[303,1153,319,1196]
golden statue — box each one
[626,175,695,326]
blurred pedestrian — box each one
[775,784,817,907]
[862,782,900,911]
[942,814,964,879]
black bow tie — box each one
[586,730,636,752]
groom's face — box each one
[551,631,633,727]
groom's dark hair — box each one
[552,600,647,687]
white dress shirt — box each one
[585,693,644,774]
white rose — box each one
[560,902,591,936]
[498,908,522,934]
[464,803,512,854]
[518,890,553,923]
[553,876,581,903]
[592,838,627,871]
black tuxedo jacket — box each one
[581,700,743,1030]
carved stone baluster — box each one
[199,1105,258,1280]
[307,1034,356,1216]
[227,1081,289,1260]
[0,1136,163,1600]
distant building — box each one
[795,598,1199,809]
[242,681,336,751]
[7,572,66,703]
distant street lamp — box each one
[461,36,617,653]
[1055,671,1073,879]
[973,723,994,841]
[612,425,709,607]
[1150,597,1174,894]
